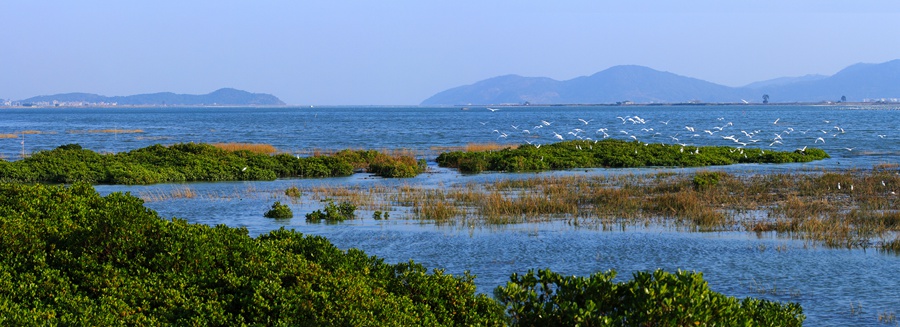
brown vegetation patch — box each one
[430,142,518,153]
[68,129,144,134]
[139,186,197,202]
[211,142,277,154]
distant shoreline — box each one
[459,101,899,108]
[2,102,899,109]
[0,104,293,109]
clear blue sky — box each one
[3,1,900,105]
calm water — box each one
[7,105,900,326]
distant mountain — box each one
[19,88,285,106]
[743,74,828,89]
[422,60,900,105]
[754,60,900,103]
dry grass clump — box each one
[430,142,518,153]
[139,186,197,202]
[68,129,144,134]
[0,134,18,139]
[211,143,277,154]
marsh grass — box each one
[139,186,197,202]
[211,142,277,154]
[0,134,18,139]
[879,311,898,325]
[260,167,900,252]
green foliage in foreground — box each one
[0,183,804,326]
[0,143,425,184]
[0,183,503,326]
[436,139,829,173]
[495,269,805,326]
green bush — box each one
[436,140,829,174]
[284,186,302,197]
[495,268,804,326]
[0,143,425,185]
[0,182,505,326]
[306,200,356,222]
[264,201,293,218]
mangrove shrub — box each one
[0,143,426,185]
[494,268,805,326]
[264,201,293,218]
[0,183,504,326]
[437,139,829,173]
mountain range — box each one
[18,88,285,106]
[421,60,900,105]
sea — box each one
[3,104,900,326]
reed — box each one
[139,186,197,202]
[211,142,277,154]
[878,311,897,324]
[411,190,464,222]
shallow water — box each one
[8,105,900,326]
[4,105,900,169]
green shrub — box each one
[284,186,302,197]
[264,201,293,218]
[436,139,829,174]
[495,268,805,326]
[0,183,506,326]
[305,200,357,222]
[0,143,425,185]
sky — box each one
[3,1,900,105]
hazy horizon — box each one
[4,1,900,105]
